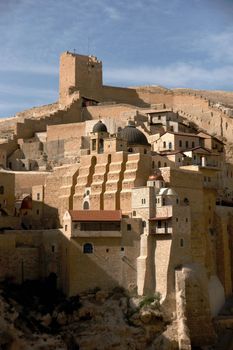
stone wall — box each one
[0,229,67,289]
[66,218,141,295]
[15,171,49,196]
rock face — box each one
[0,283,179,350]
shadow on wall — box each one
[20,199,60,230]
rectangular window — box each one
[179,140,182,147]
[158,220,162,228]
[37,193,40,200]
[185,141,189,148]
[92,139,96,151]
[127,224,132,231]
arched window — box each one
[184,198,189,205]
[83,243,93,254]
[169,142,172,149]
[0,186,4,195]
[152,161,155,168]
[83,201,89,210]
[99,139,104,153]
[163,141,166,148]
[92,139,96,151]
[128,148,133,153]
[158,161,161,168]
[164,162,167,167]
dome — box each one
[158,188,177,196]
[120,122,149,146]
[92,120,107,133]
[20,196,32,210]
[148,173,164,181]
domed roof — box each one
[92,120,107,133]
[120,121,149,146]
[148,173,164,181]
[20,196,32,210]
[158,188,177,196]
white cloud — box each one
[190,28,233,64]
[0,62,58,76]
[105,63,233,89]
[104,6,122,20]
[0,84,57,98]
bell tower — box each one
[59,51,103,106]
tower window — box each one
[83,243,93,254]
[83,201,90,210]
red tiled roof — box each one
[149,216,172,221]
[69,210,122,222]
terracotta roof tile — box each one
[69,210,122,222]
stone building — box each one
[0,51,233,348]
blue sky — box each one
[0,0,233,117]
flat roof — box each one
[149,216,172,221]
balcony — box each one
[151,227,173,235]
[156,227,172,234]
[71,230,122,238]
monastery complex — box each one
[1,52,233,348]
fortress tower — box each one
[59,51,103,106]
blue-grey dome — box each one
[120,122,149,146]
[92,120,107,133]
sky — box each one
[0,0,233,117]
